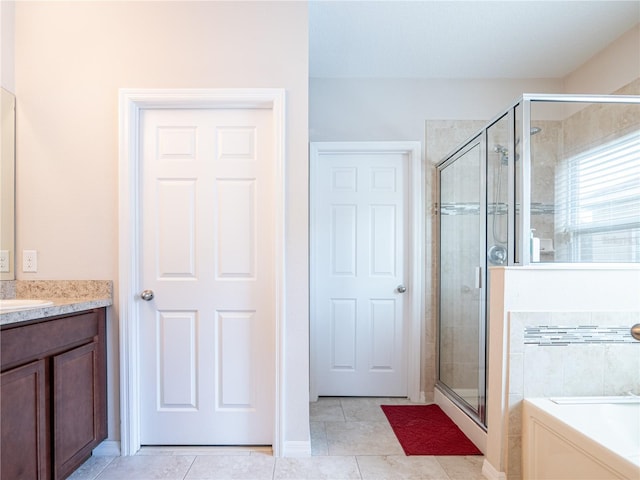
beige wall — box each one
[309,77,564,142]
[564,24,640,94]
[14,1,309,447]
[0,0,15,92]
[309,25,640,144]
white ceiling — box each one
[309,1,640,79]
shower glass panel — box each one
[438,138,485,421]
[528,100,640,263]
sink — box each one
[0,299,54,312]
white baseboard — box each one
[482,459,507,480]
[93,440,121,456]
[282,440,311,457]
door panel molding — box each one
[310,141,423,402]
[119,89,285,456]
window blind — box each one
[555,130,640,262]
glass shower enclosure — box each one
[436,94,640,427]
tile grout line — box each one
[181,455,198,480]
[354,455,364,480]
[86,456,116,480]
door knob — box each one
[140,289,155,301]
[397,285,407,293]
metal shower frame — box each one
[435,92,640,428]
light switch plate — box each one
[23,250,38,273]
[0,250,9,273]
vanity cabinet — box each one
[1,308,107,480]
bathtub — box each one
[522,397,640,480]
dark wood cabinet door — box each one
[1,308,107,479]
[52,341,100,480]
[1,360,48,480]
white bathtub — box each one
[522,397,640,480]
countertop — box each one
[0,297,113,327]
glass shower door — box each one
[438,137,486,423]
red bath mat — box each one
[381,404,482,456]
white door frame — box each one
[118,89,286,456]
[309,141,423,402]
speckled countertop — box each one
[0,280,113,327]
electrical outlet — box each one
[23,250,38,273]
[0,250,9,273]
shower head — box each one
[494,144,508,155]
[495,127,541,165]
[494,144,509,166]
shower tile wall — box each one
[504,311,640,480]
[425,120,485,401]
[529,121,560,259]
[562,78,640,156]
[487,116,510,254]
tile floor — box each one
[69,397,486,480]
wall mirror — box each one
[1,87,16,280]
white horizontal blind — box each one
[555,130,640,262]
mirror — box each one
[1,87,15,280]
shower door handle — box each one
[474,267,482,289]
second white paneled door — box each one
[311,142,420,398]
[138,108,275,445]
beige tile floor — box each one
[70,397,486,480]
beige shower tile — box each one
[603,343,640,395]
[506,435,522,480]
[357,455,449,479]
[562,344,605,396]
[184,455,275,479]
[508,353,524,395]
[522,345,563,397]
[549,312,592,325]
[592,311,640,325]
[507,314,525,354]
[508,395,524,436]
[274,456,360,479]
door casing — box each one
[309,141,424,402]
[118,88,286,456]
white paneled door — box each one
[138,108,275,445]
[312,145,412,397]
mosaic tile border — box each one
[524,325,637,345]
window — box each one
[556,130,640,262]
